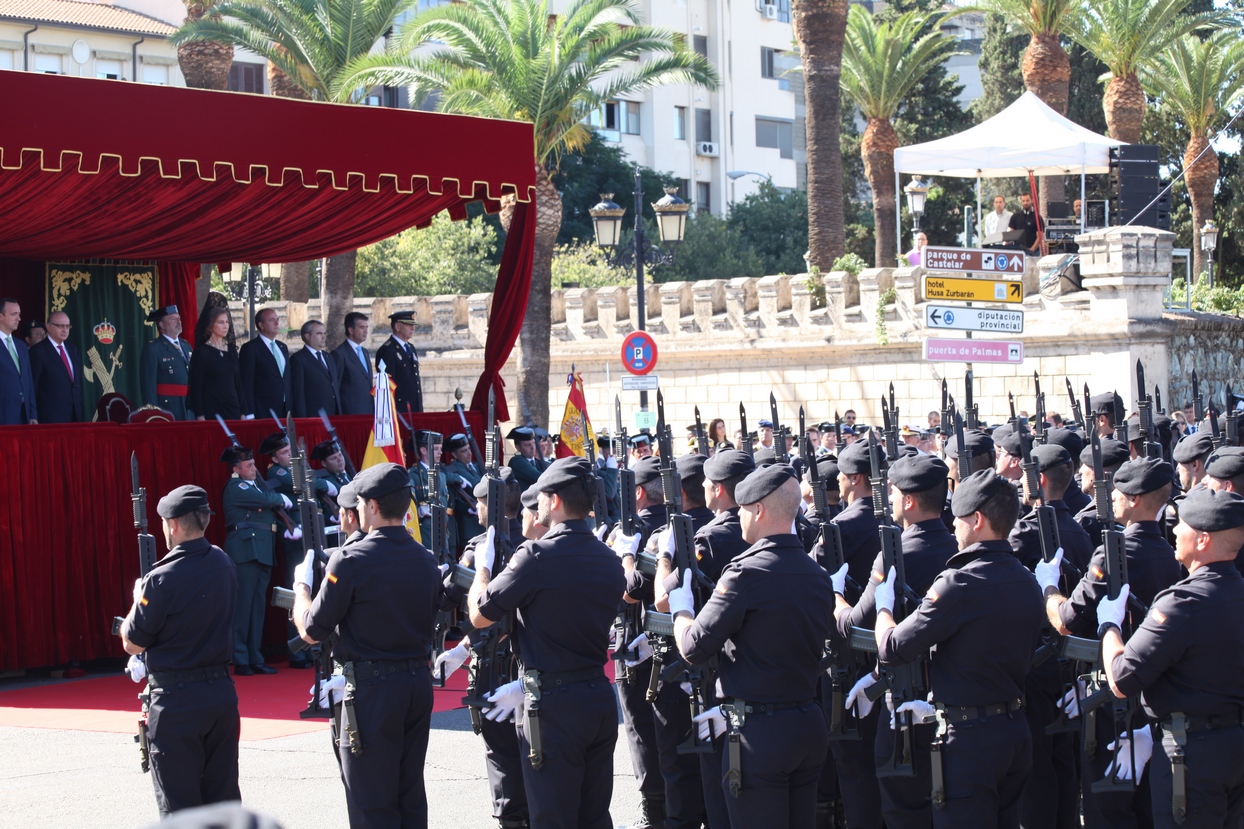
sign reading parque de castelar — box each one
[923,246,1026,274]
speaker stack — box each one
[1109,145,1170,230]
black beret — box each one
[1125,416,1142,443]
[897,444,920,458]
[735,463,797,505]
[445,433,470,452]
[1031,444,1071,472]
[1113,456,1175,495]
[1173,432,1215,464]
[535,456,594,494]
[220,445,253,465]
[998,428,1029,459]
[157,485,213,519]
[943,430,995,461]
[337,482,359,510]
[473,467,513,498]
[889,454,948,493]
[1044,428,1085,459]
[507,426,536,442]
[1154,412,1173,431]
[1090,391,1124,417]
[676,453,707,483]
[146,305,178,322]
[388,310,416,324]
[812,456,840,485]
[753,447,777,466]
[1179,487,1244,532]
[259,432,289,455]
[352,463,412,500]
[991,422,1015,445]
[310,440,339,462]
[630,433,652,448]
[1079,437,1129,471]
[1206,447,1244,481]
[521,484,540,512]
[837,440,881,476]
[704,449,755,482]
[951,470,1013,517]
[1200,414,1228,435]
[632,456,662,486]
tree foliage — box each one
[354,212,499,297]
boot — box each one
[623,795,666,829]
[497,820,528,829]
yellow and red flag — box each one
[556,368,595,458]
[361,361,422,542]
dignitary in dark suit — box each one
[0,298,38,424]
[290,319,341,417]
[189,307,242,421]
[332,312,374,415]
[375,310,423,414]
[238,308,291,419]
[29,310,81,423]
[140,305,193,420]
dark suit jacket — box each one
[375,335,423,414]
[238,336,292,418]
[0,334,37,424]
[30,338,83,423]
[331,339,373,415]
[289,346,340,418]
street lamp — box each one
[1201,219,1219,288]
[904,176,929,233]
[726,170,773,182]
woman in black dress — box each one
[188,307,242,420]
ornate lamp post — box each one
[1201,219,1219,289]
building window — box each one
[141,64,169,85]
[0,51,13,71]
[695,108,712,142]
[693,35,708,59]
[756,117,794,159]
[761,47,780,79]
[695,182,711,214]
[33,53,61,74]
[763,0,793,23]
[674,106,687,140]
[96,58,124,80]
[622,101,640,135]
[678,179,690,201]
[228,62,264,93]
[589,100,639,139]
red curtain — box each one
[0,257,49,334]
[157,261,202,346]
[0,411,480,671]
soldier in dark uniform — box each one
[876,469,1045,829]
[1098,487,1244,829]
[444,433,484,549]
[1166,432,1214,546]
[802,455,843,530]
[1046,428,1091,515]
[1076,437,1131,542]
[1090,391,1126,439]
[507,426,550,490]
[409,431,454,550]
[668,463,834,828]
[294,463,442,829]
[220,445,291,675]
[1039,456,1184,829]
[120,485,240,817]
[465,457,626,829]
[831,453,957,829]
[630,433,654,461]
[1202,447,1244,574]
[312,439,351,527]
[375,310,423,414]
[139,305,194,420]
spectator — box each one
[30,310,83,423]
[290,320,341,417]
[332,312,373,415]
[188,307,242,421]
[905,232,928,266]
[0,297,36,424]
[238,308,291,419]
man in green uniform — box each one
[506,426,550,489]
[409,430,454,551]
[444,433,484,550]
[139,305,193,420]
[220,445,291,676]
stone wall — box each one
[1165,311,1244,412]
[228,227,1244,431]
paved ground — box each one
[1,700,643,828]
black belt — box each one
[1163,710,1244,734]
[941,699,1023,723]
[534,667,606,689]
[345,657,428,679]
[227,521,276,533]
[731,698,815,714]
[148,664,231,688]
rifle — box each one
[881,395,899,461]
[964,370,979,430]
[940,378,952,439]
[739,403,756,460]
[1008,393,1019,429]
[1155,386,1165,416]
[216,415,296,535]
[1066,378,1085,432]
[1035,380,1048,446]
[770,392,791,464]
[953,410,973,478]
[318,408,358,478]
[1112,394,1128,444]
[1135,361,1161,460]
[1209,400,1223,450]
[583,410,612,532]
[426,430,455,688]
[453,388,486,469]
[834,411,846,453]
[612,396,642,678]
[1192,370,1203,425]
[1227,387,1239,447]
[694,406,711,457]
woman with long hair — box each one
[708,417,734,454]
[188,306,242,420]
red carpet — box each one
[0,666,470,741]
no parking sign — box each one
[621,331,658,375]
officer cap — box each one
[1078,437,1129,471]
[597,435,612,449]
[818,422,833,433]
[897,444,920,458]
[309,440,339,462]
[1206,447,1244,481]
[1090,391,1124,417]
[352,463,412,500]
[1179,487,1244,533]
[535,457,593,494]
[676,453,707,483]
[943,430,995,461]
[889,454,948,493]
[735,463,797,506]
[704,449,755,482]
[445,434,470,452]
[220,445,253,465]
[534,427,551,439]
[753,447,777,466]
[156,485,213,519]
[951,470,1012,517]
[758,419,774,428]
[1113,456,1174,495]
[837,440,882,476]
[900,425,918,437]
[259,432,289,455]
[630,433,652,448]
[507,426,536,443]
[521,484,540,512]
[28,319,45,332]
[146,305,178,322]
[337,482,359,511]
[1031,444,1072,472]
[473,467,513,498]
[1044,428,1085,460]
[388,310,416,324]
[1173,432,1214,464]
[632,456,662,486]
[412,429,433,448]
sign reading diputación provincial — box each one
[925,305,1025,334]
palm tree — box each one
[177,0,234,89]
[1142,31,1244,279]
[171,0,417,335]
[793,0,850,272]
[339,0,718,427]
[1067,0,1223,143]
[839,6,960,268]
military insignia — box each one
[239,481,250,490]
[93,319,117,344]
[1090,565,1104,580]
[1151,609,1166,624]
[326,572,338,584]
[139,596,149,607]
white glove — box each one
[438,563,449,576]
[315,674,346,708]
[125,654,146,683]
[693,706,729,740]
[418,504,431,518]
[612,529,640,560]
[667,570,695,618]
[1056,686,1081,720]
[434,643,470,680]
[846,672,878,718]
[625,633,653,668]
[605,456,618,470]
[284,526,303,541]
[242,414,255,420]
[1104,727,1155,783]
[1096,584,1131,631]
[680,681,694,697]
[875,566,897,615]
[484,679,525,722]
[891,699,937,730]
[594,524,609,542]
[657,528,676,560]
[830,563,848,596]
[1034,548,1063,593]
[479,526,497,576]
[295,548,316,588]
[324,480,339,497]
[132,578,144,606]
[280,494,293,509]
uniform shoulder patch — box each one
[1090,564,1104,580]
[873,569,885,583]
[326,572,338,584]
[1150,609,1166,625]
[925,586,939,602]
[239,481,250,490]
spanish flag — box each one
[361,360,422,543]
[556,367,595,458]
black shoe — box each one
[251,663,278,675]
[288,659,312,669]
[623,797,665,829]
[233,665,254,676]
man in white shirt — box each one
[982,195,1013,247]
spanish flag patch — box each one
[326,572,338,584]
[873,569,885,582]
[139,597,149,607]
[926,587,939,602]
[1151,609,1166,624]
[1090,565,1104,580]
[717,582,728,595]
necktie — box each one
[318,351,329,373]
[271,341,285,375]
[58,344,72,379]
[357,344,368,373]
[4,336,18,374]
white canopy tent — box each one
[891,91,1125,251]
